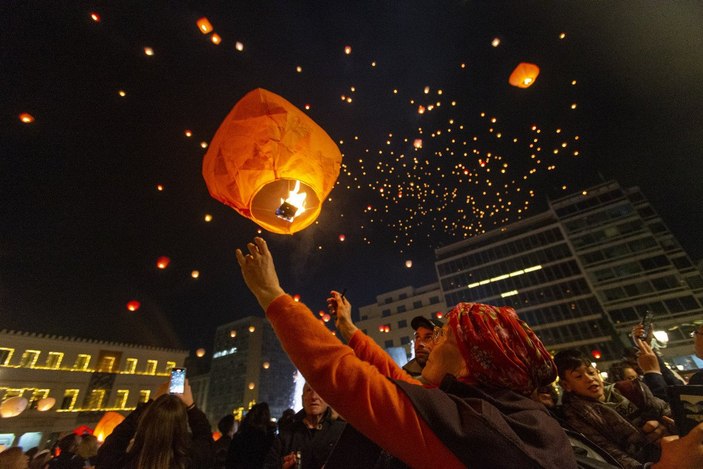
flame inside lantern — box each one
[275,180,307,222]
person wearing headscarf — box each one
[235,237,575,468]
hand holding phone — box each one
[639,312,654,340]
[169,367,186,394]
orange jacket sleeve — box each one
[347,330,420,384]
[266,294,464,468]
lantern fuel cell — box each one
[276,201,297,222]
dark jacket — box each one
[226,424,276,469]
[263,409,345,469]
[95,402,213,469]
[395,375,578,469]
[400,358,423,379]
[213,434,232,469]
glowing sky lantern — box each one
[491,37,501,47]
[126,300,140,312]
[508,63,540,88]
[191,270,200,279]
[185,129,192,137]
[338,234,345,242]
[156,256,170,269]
[118,90,126,97]
[144,47,154,56]
[344,45,352,55]
[202,88,342,235]
[196,348,206,358]
[94,412,125,443]
[36,397,56,411]
[196,17,213,34]
[235,41,244,51]
[90,12,100,22]
[204,214,213,222]
[230,329,237,338]
[405,260,413,268]
[19,113,34,123]
[293,294,301,302]
[413,139,423,149]
[0,396,28,418]
[210,33,222,45]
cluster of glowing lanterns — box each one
[0,396,56,418]
[196,17,243,50]
[378,325,391,333]
[317,311,332,323]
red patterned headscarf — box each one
[446,302,556,396]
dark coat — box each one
[263,409,345,469]
[226,425,275,469]
[395,375,578,469]
[95,403,213,469]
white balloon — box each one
[0,396,29,418]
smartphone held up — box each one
[169,367,186,394]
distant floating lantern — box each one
[293,294,301,302]
[200,141,208,149]
[191,270,200,279]
[235,41,244,51]
[196,17,213,34]
[212,431,222,441]
[204,214,213,222]
[591,349,602,360]
[248,382,255,390]
[322,313,331,323]
[0,396,28,418]
[196,348,206,358]
[156,184,164,191]
[118,90,126,97]
[126,300,141,312]
[413,139,422,149]
[94,411,124,443]
[491,37,501,47]
[202,88,342,234]
[144,47,154,56]
[405,260,413,268]
[36,397,56,411]
[248,325,256,333]
[344,45,352,55]
[338,234,345,242]
[230,329,237,338]
[90,12,101,22]
[435,312,444,319]
[156,256,170,269]
[262,361,270,369]
[210,33,222,45]
[185,129,192,137]
[19,113,34,123]
[508,63,540,88]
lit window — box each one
[60,389,79,410]
[0,348,14,366]
[2,389,24,401]
[74,354,91,370]
[87,389,106,409]
[124,358,137,373]
[145,360,157,375]
[98,355,116,373]
[114,390,129,409]
[19,350,40,368]
[28,389,49,408]
[139,390,151,403]
[45,352,64,369]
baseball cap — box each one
[411,315,443,331]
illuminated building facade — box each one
[206,316,297,424]
[436,181,703,362]
[0,330,188,450]
[356,284,447,364]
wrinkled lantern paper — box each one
[203,88,342,234]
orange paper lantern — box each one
[508,63,540,88]
[196,17,213,34]
[202,88,342,234]
[94,411,125,442]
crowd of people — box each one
[3,235,703,468]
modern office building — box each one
[0,329,188,450]
[206,316,297,424]
[435,180,703,365]
[356,284,447,364]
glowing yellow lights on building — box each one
[139,390,151,403]
[125,358,137,373]
[143,47,154,56]
[61,389,79,411]
[0,348,14,366]
[467,265,542,289]
[146,359,158,374]
[501,290,519,298]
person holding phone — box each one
[96,378,213,469]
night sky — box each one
[2,1,702,354]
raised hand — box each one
[235,237,285,310]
